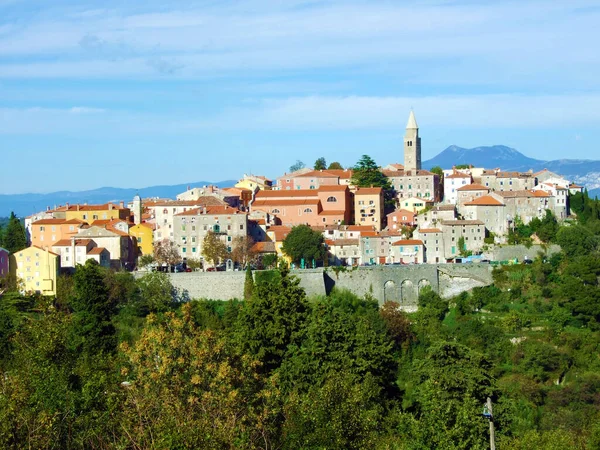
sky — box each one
[1,0,599,194]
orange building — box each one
[30,218,86,249]
[354,187,384,231]
[252,185,352,227]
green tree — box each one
[120,304,278,448]
[138,253,155,268]
[350,155,390,189]
[69,260,117,356]
[244,265,254,300]
[136,271,177,314]
[289,160,306,172]
[328,161,343,170]
[2,212,27,254]
[350,155,394,212]
[281,224,326,265]
[202,231,228,267]
[407,342,497,449]
[279,294,395,395]
[235,269,309,373]
[430,166,444,177]
[555,225,597,258]
[314,157,327,170]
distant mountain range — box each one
[0,180,237,218]
[423,145,600,198]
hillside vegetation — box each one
[1,191,600,448]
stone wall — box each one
[138,263,493,307]
[488,244,561,262]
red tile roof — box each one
[392,239,423,246]
[418,228,442,233]
[457,183,489,191]
[464,195,504,206]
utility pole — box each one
[487,397,496,450]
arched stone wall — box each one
[401,280,416,306]
[384,280,399,303]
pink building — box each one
[252,185,352,227]
[277,169,353,191]
[0,247,9,279]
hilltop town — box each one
[3,111,585,296]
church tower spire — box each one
[404,110,421,171]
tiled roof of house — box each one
[52,238,93,247]
[457,183,489,191]
[343,225,377,232]
[318,210,346,216]
[317,185,349,192]
[531,190,552,197]
[251,241,276,253]
[387,209,416,217]
[355,187,383,195]
[384,169,435,177]
[327,239,360,246]
[361,231,380,237]
[464,195,504,206]
[432,204,456,211]
[418,228,442,233]
[295,170,340,178]
[496,190,533,198]
[147,197,226,208]
[87,247,107,255]
[32,218,86,225]
[496,171,533,178]
[441,220,485,226]
[252,199,321,207]
[175,205,242,216]
[392,239,423,246]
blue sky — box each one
[1,0,599,194]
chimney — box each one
[109,204,113,211]
[203,206,207,215]
[119,201,124,208]
[66,202,70,208]
[46,206,50,211]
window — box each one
[182,248,187,253]
[138,237,142,243]
[92,215,98,220]
[192,247,196,253]
[272,209,280,214]
[213,224,220,233]
[40,226,45,232]
[240,224,244,230]
[303,208,313,213]
[327,196,337,202]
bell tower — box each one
[404,110,421,171]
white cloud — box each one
[0,0,598,85]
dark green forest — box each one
[1,191,600,449]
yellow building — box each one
[266,226,292,265]
[399,197,433,213]
[354,187,384,231]
[129,223,155,257]
[235,174,273,191]
[56,203,131,222]
[12,246,60,296]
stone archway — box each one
[417,279,431,296]
[384,280,398,303]
[401,280,416,306]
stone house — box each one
[415,204,456,229]
[385,169,440,203]
[326,239,361,266]
[461,194,508,237]
[440,220,485,260]
[74,226,134,270]
[51,238,110,269]
[456,183,490,205]
[413,228,444,263]
[173,205,248,260]
[390,239,424,264]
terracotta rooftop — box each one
[418,228,442,234]
[392,239,423,246]
[52,238,93,247]
[147,197,226,208]
[355,187,383,195]
[327,239,360,246]
[446,172,472,179]
[457,183,489,191]
[251,242,276,253]
[531,190,552,197]
[87,247,107,255]
[252,199,321,207]
[32,218,86,225]
[464,195,504,206]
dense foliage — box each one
[281,224,326,265]
[2,192,600,448]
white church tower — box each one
[403,110,421,171]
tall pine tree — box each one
[3,212,27,253]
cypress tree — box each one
[3,212,27,254]
[244,265,254,300]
